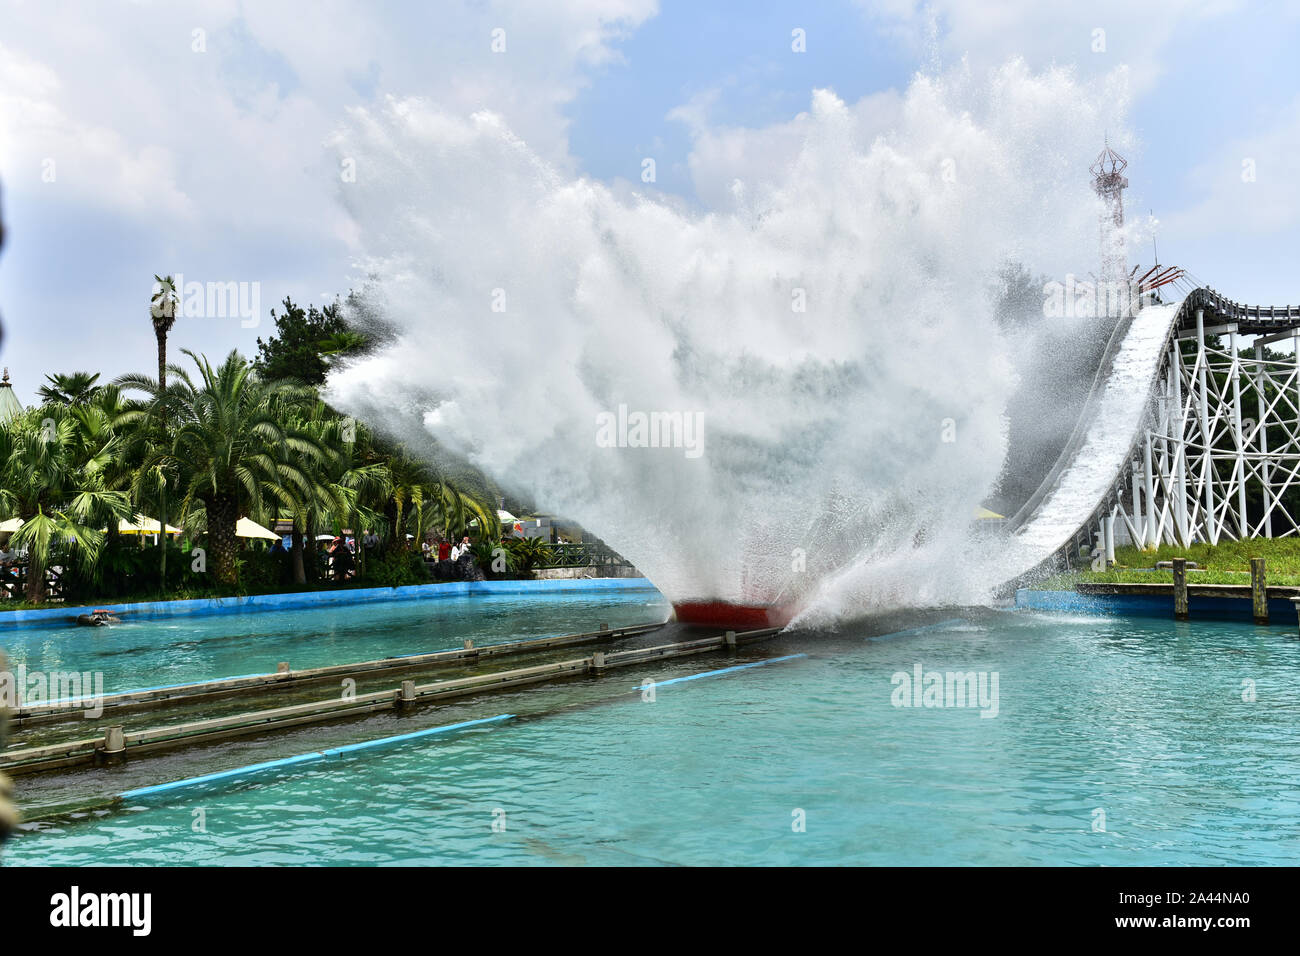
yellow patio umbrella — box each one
[118,514,182,535]
[235,517,281,541]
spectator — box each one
[328,535,354,580]
[453,536,481,581]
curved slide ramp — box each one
[991,298,1184,585]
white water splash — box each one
[794,299,1180,628]
[328,60,1130,618]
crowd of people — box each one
[424,533,481,581]
[310,529,484,582]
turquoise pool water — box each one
[7,609,1299,865]
[0,588,670,695]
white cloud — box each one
[0,42,193,219]
[0,0,661,224]
[0,0,661,395]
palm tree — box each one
[380,452,428,553]
[118,350,336,586]
[148,275,182,588]
[75,384,149,593]
[65,385,139,502]
[37,371,102,405]
[280,405,382,585]
[0,406,132,602]
[433,480,500,541]
[149,276,179,390]
[315,424,500,566]
[374,447,499,552]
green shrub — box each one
[505,536,553,575]
[235,549,290,593]
[361,550,428,588]
[468,536,555,579]
[60,538,222,601]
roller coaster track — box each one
[999,278,1300,585]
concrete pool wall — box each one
[0,577,661,630]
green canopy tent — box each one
[0,369,22,424]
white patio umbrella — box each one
[0,517,22,533]
[119,514,182,534]
[235,517,281,541]
[471,510,519,528]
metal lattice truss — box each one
[1090,305,1300,561]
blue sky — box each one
[566,0,914,196]
[1,0,1298,404]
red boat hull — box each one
[672,600,796,631]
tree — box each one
[280,405,385,585]
[118,350,337,586]
[148,275,183,589]
[363,441,500,553]
[37,371,102,405]
[312,421,501,562]
[73,384,150,594]
[0,406,132,602]
[426,478,499,542]
[149,276,179,389]
[255,298,368,388]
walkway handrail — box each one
[1181,287,1300,333]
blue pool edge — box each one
[0,577,662,629]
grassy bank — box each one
[1036,538,1300,589]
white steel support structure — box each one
[1117,307,1300,546]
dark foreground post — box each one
[1172,558,1189,620]
[0,651,16,846]
[1251,557,1268,624]
[0,187,16,847]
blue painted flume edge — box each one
[0,577,660,630]
[118,714,516,801]
[1016,587,1297,622]
[632,653,807,691]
